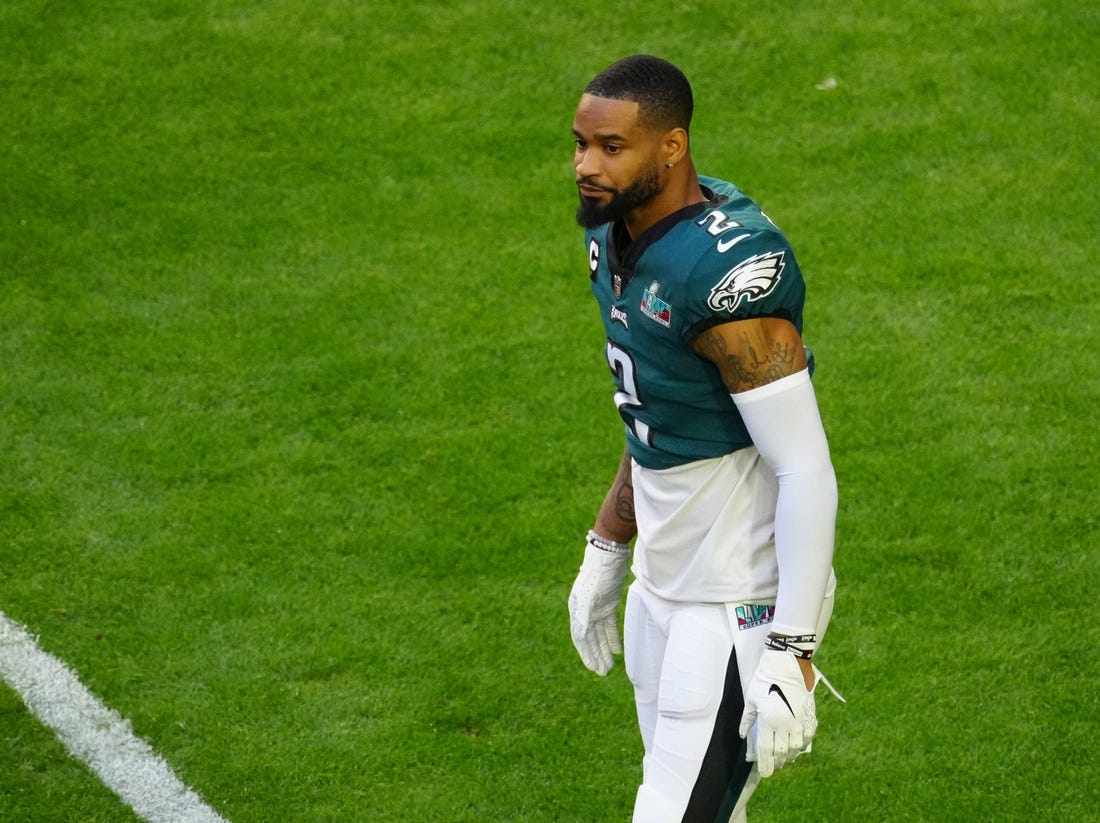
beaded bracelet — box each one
[586,530,631,555]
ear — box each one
[662,127,689,167]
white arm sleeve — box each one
[732,369,836,636]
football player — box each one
[567,55,840,823]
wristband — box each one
[765,633,817,659]
[586,530,631,555]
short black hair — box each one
[584,54,693,133]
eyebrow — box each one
[572,127,629,143]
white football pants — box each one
[624,574,836,823]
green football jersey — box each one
[587,176,809,470]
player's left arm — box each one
[693,316,837,776]
[692,315,807,393]
[692,316,836,680]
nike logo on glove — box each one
[768,683,795,716]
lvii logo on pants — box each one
[735,604,775,631]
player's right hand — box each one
[567,534,630,676]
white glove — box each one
[568,532,630,676]
[739,650,818,777]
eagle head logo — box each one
[707,252,785,313]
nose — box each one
[575,146,597,180]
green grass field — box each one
[2,1,1097,820]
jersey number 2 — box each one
[605,340,652,446]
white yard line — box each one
[0,610,229,823]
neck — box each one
[624,163,705,238]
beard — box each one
[575,162,662,229]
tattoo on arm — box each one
[596,451,636,541]
[694,325,801,393]
[613,475,635,525]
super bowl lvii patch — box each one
[640,282,671,327]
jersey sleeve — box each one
[681,227,806,342]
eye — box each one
[604,144,621,154]
[574,138,587,150]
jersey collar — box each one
[607,186,728,290]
